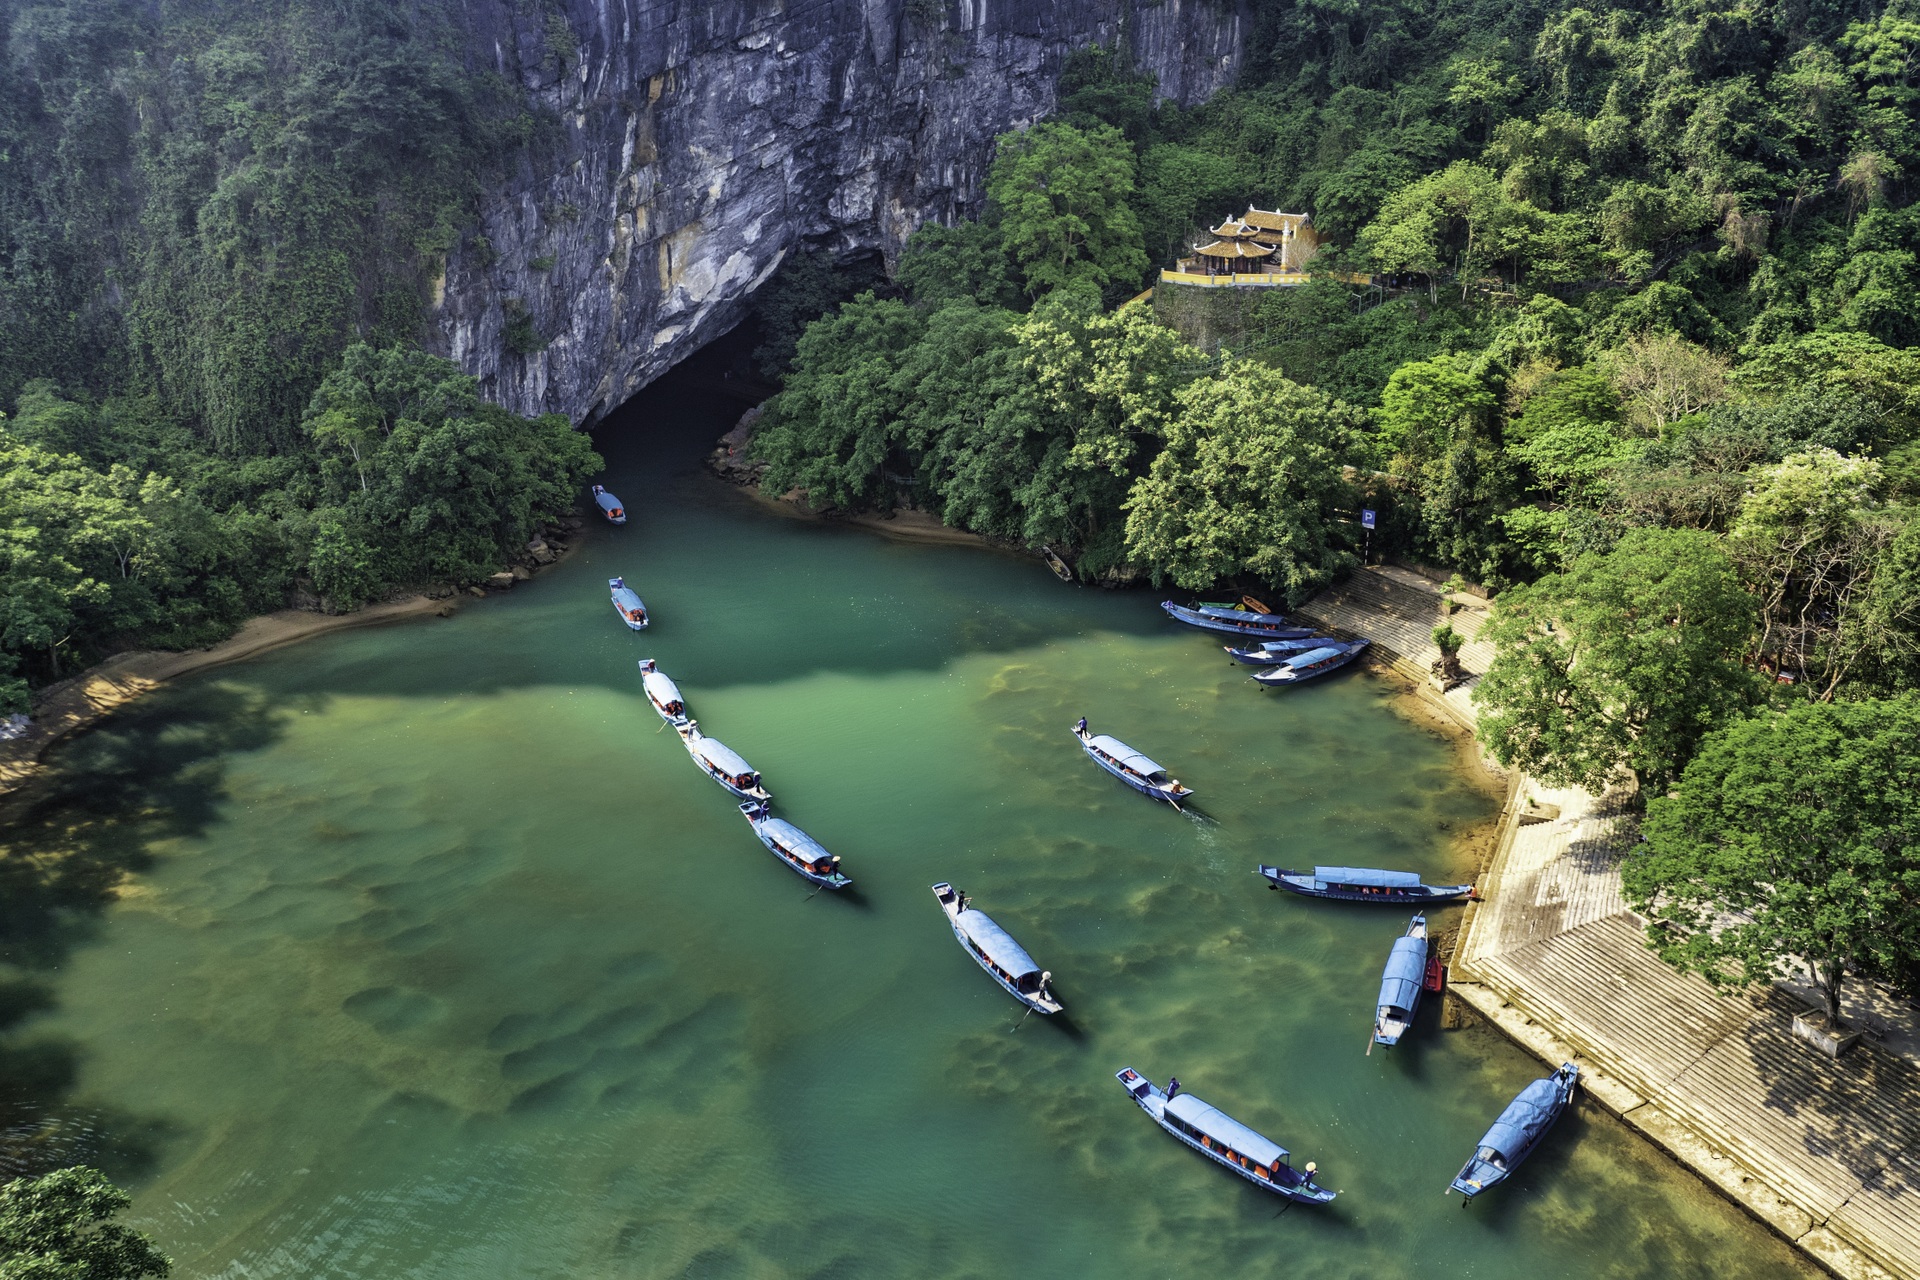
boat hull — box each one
[612,602,648,630]
[1224,640,1325,666]
[1114,1069,1334,1205]
[1161,601,1317,640]
[1258,866,1474,903]
[742,805,851,890]
[1075,731,1192,807]
[677,726,771,801]
[1250,641,1369,687]
[1450,1065,1580,1198]
[933,884,1061,1014]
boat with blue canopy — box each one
[1449,1063,1580,1199]
[591,484,627,524]
[1072,720,1193,807]
[931,883,1061,1014]
[1223,637,1329,666]
[1250,639,1370,686]
[1114,1069,1335,1204]
[741,802,851,890]
[1161,600,1318,640]
[1372,915,1428,1050]
[676,720,770,800]
[637,659,688,726]
[609,577,648,630]
[1257,865,1476,903]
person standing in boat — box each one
[1167,1076,1181,1099]
[1075,717,1088,736]
[639,658,655,673]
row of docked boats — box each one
[1160,599,1371,687]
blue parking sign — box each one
[1361,508,1377,530]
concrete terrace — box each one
[1298,565,1920,1280]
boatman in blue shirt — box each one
[1166,1076,1180,1099]
[1075,717,1088,735]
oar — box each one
[1011,1004,1036,1033]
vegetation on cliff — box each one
[0,0,596,711]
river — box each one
[1,345,1813,1279]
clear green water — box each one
[4,360,1812,1279]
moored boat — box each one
[1223,637,1329,666]
[1449,1063,1580,1199]
[1372,915,1428,1049]
[1040,545,1075,583]
[592,484,627,524]
[1072,720,1193,807]
[1114,1069,1335,1204]
[677,720,771,800]
[609,577,648,630]
[741,801,852,889]
[1249,639,1370,686]
[1257,865,1475,903]
[637,659,688,726]
[931,883,1061,1013]
[1160,600,1318,640]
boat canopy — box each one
[642,670,684,708]
[1192,602,1260,619]
[1480,1077,1563,1159]
[1165,1094,1288,1168]
[1316,867,1422,889]
[1378,935,1427,1014]
[955,909,1041,979]
[694,737,756,778]
[758,817,831,868]
[1281,646,1345,667]
[1088,735,1168,779]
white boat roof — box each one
[1165,1094,1288,1167]
[758,817,830,864]
[612,586,644,608]
[955,908,1041,978]
[642,670,683,704]
[1316,866,1422,888]
[1378,934,1427,1013]
[1088,735,1167,777]
[694,737,755,777]
[1282,646,1345,666]
[595,490,623,509]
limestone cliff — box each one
[440,0,1247,425]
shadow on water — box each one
[0,680,299,1182]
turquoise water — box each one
[1,357,1812,1278]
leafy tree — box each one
[987,121,1149,302]
[1474,527,1760,793]
[751,295,927,511]
[1629,697,1920,1026]
[0,1165,170,1278]
[1123,362,1357,598]
[896,221,1019,310]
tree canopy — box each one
[0,1166,170,1280]
[1629,697,1920,1026]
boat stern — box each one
[1449,1158,1503,1198]
[1115,1067,1160,1111]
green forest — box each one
[0,0,597,713]
[747,0,1920,999]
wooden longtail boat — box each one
[637,659,687,726]
[1223,637,1329,666]
[1160,600,1318,640]
[676,720,771,801]
[1072,721,1193,807]
[1372,915,1428,1050]
[1249,640,1370,687]
[609,577,648,630]
[1115,1069,1336,1204]
[741,802,852,890]
[1256,865,1476,904]
[931,883,1061,1014]
[591,484,628,524]
[1449,1064,1580,1200]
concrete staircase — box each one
[1293,565,1495,729]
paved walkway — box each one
[1300,566,1920,1280]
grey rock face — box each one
[441,0,1246,425]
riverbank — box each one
[1298,567,1920,1280]
[0,596,453,799]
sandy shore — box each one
[0,596,450,798]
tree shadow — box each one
[0,680,299,1182]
